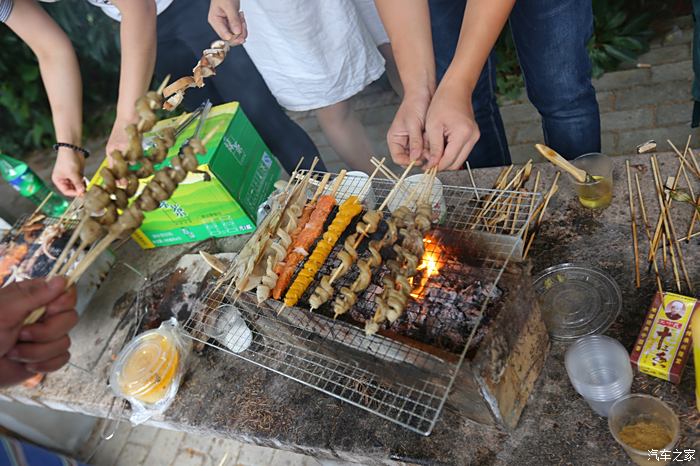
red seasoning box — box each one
[630,292,696,384]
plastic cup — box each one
[212,304,252,354]
[387,174,447,223]
[565,335,633,417]
[608,394,680,466]
[327,171,377,209]
[570,152,613,209]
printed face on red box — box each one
[664,300,685,321]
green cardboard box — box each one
[92,102,281,248]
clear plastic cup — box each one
[565,335,633,417]
[570,152,613,209]
[608,394,680,466]
[326,171,377,209]
[212,304,252,354]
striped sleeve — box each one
[0,0,13,23]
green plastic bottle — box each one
[0,153,69,217]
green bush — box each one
[0,1,120,157]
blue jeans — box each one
[154,0,324,173]
[428,0,601,167]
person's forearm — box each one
[374,0,435,98]
[6,0,82,146]
[113,0,157,124]
[39,39,82,146]
[441,0,515,94]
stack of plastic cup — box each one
[565,335,633,417]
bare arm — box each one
[425,0,514,170]
[6,0,85,196]
[106,0,157,155]
[442,0,514,93]
[374,0,434,164]
[375,0,515,170]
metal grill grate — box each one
[184,170,543,435]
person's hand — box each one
[423,79,480,171]
[208,0,247,45]
[386,91,431,166]
[106,118,133,159]
[0,277,78,388]
[52,148,85,197]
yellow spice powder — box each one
[618,420,672,451]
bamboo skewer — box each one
[648,152,685,263]
[371,157,399,181]
[652,152,693,291]
[625,161,641,288]
[650,157,681,291]
[635,172,663,295]
[521,171,541,242]
[523,172,560,259]
[466,161,480,200]
[472,161,532,228]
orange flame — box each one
[410,237,443,299]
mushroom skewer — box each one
[366,173,435,335]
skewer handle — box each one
[534,144,587,183]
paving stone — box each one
[601,132,618,155]
[114,443,149,466]
[500,101,539,124]
[172,449,206,466]
[512,122,542,145]
[638,43,691,65]
[208,437,243,466]
[142,429,185,466]
[178,433,216,457]
[614,81,691,110]
[593,68,651,91]
[600,107,655,132]
[656,102,694,127]
[235,443,276,466]
[651,60,693,83]
[508,143,537,165]
[596,91,616,113]
[616,125,700,154]
[126,424,160,447]
[88,421,133,466]
[270,449,316,466]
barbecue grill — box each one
[184,171,546,435]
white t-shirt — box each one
[240,0,385,111]
[86,0,174,21]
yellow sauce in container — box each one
[117,333,180,405]
[110,321,189,413]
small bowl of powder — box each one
[608,394,680,466]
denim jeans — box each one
[428,0,601,168]
[155,0,324,173]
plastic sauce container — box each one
[110,319,190,422]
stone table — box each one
[2,153,698,466]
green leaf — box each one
[602,43,638,63]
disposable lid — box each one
[534,263,622,341]
[111,330,180,400]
